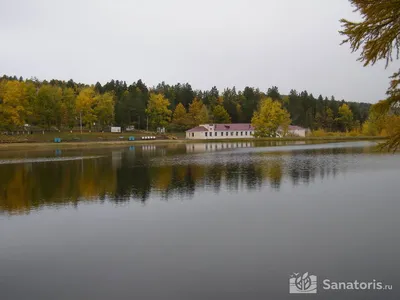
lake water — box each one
[1,141,399,299]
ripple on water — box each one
[0,156,103,165]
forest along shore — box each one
[1,76,378,139]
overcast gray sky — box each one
[1,0,397,103]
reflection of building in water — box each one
[186,142,254,153]
[142,145,156,152]
[140,145,167,157]
[288,141,307,145]
[111,151,123,169]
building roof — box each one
[277,125,307,131]
[214,123,254,131]
[186,126,208,132]
[186,123,306,132]
[288,125,306,131]
[186,124,254,132]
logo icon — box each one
[289,272,317,294]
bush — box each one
[310,129,327,137]
[309,129,365,137]
[346,129,361,137]
[362,121,378,136]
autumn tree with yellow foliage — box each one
[188,98,209,127]
[75,87,115,129]
[94,92,115,130]
[171,102,189,130]
[0,80,31,130]
[336,104,354,132]
[146,93,172,129]
[76,87,97,129]
[362,107,400,137]
[60,88,76,129]
[251,98,291,137]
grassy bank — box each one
[0,131,171,143]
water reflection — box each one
[0,141,388,214]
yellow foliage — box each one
[310,129,328,137]
[172,102,189,129]
[362,120,378,136]
[384,115,400,136]
[346,129,361,137]
[363,110,400,137]
[188,98,208,126]
[94,92,115,128]
[251,97,291,137]
[310,129,357,137]
[76,87,97,128]
[0,81,28,128]
[146,93,172,129]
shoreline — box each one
[0,136,386,150]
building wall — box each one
[185,127,306,139]
[290,129,306,137]
[186,131,206,139]
[277,129,307,137]
[186,130,255,139]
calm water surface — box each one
[1,141,399,299]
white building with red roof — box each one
[186,124,255,139]
[185,123,307,139]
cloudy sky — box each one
[1,0,397,103]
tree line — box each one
[0,74,371,133]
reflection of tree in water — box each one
[0,157,117,214]
[114,164,151,202]
[287,147,359,186]
[263,159,284,189]
[157,165,197,200]
[205,165,224,193]
[0,143,374,214]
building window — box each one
[245,131,248,136]
[241,132,243,136]
[210,132,213,137]
[192,133,194,137]
[205,132,208,137]
[231,132,233,136]
[236,132,238,136]
[221,132,223,137]
[226,132,228,136]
